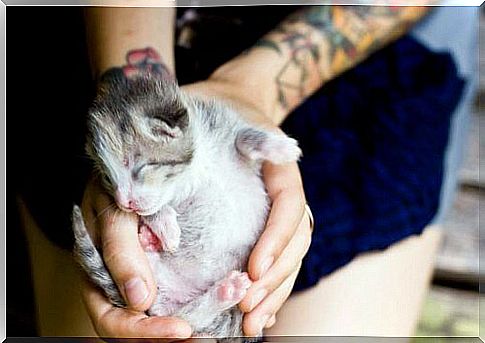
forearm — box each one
[211,5,433,125]
[84,7,175,78]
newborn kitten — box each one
[72,69,301,340]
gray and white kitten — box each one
[72,72,301,340]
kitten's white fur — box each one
[72,75,301,340]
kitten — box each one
[72,70,301,340]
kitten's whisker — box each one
[96,203,117,219]
[88,203,117,227]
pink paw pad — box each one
[217,271,252,304]
[138,223,162,252]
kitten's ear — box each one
[147,117,183,140]
[145,102,189,142]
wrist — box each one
[209,51,288,126]
[85,7,175,79]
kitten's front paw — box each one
[144,206,181,253]
[161,224,180,253]
[216,271,252,310]
[159,209,181,253]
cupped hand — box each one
[79,176,192,340]
[182,79,313,336]
[79,76,312,339]
[239,161,312,336]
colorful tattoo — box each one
[254,6,429,110]
[101,47,172,82]
[122,47,172,79]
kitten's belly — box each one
[144,172,269,315]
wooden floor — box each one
[434,111,481,284]
[416,286,479,337]
[414,8,483,337]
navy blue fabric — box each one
[284,36,465,291]
[173,8,466,291]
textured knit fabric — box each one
[174,8,466,291]
[281,37,465,291]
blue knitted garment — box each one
[285,36,465,291]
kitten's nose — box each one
[128,200,138,211]
[115,189,137,212]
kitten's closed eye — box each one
[146,161,162,167]
[133,161,163,179]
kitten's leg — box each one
[71,205,125,307]
[236,127,301,164]
[142,205,181,253]
[174,271,252,333]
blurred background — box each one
[412,7,484,339]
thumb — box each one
[99,209,156,311]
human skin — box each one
[81,4,434,339]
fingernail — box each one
[250,288,268,311]
[259,256,274,279]
[124,277,149,307]
[259,314,271,334]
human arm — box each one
[81,7,192,339]
[184,4,435,335]
[210,5,433,125]
[80,4,435,338]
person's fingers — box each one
[80,278,192,340]
[240,213,310,313]
[97,204,157,311]
[247,162,305,282]
[82,178,157,311]
[243,268,299,337]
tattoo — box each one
[254,6,428,110]
[123,47,172,78]
[102,47,172,81]
[258,26,322,108]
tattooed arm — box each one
[211,5,433,125]
[81,8,192,339]
[184,4,435,336]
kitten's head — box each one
[87,72,194,216]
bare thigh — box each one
[19,199,97,337]
[265,226,442,337]
[20,197,441,338]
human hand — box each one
[239,161,312,335]
[79,176,192,340]
[182,79,313,336]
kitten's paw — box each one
[159,214,181,253]
[146,206,181,253]
[138,223,162,252]
[236,128,301,164]
[216,271,252,310]
[257,135,301,164]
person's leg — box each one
[265,8,479,338]
[18,199,97,337]
[265,226,442,337]
[22,186,440,338]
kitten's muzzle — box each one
[117,200,158,216]
[116,200,139,213]
[135,207,159,216]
